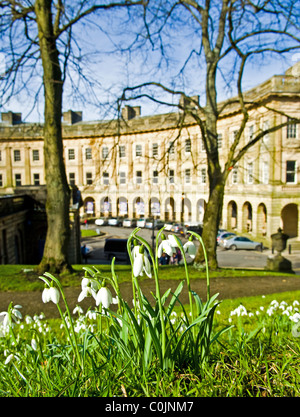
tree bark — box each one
[35,0,71,273]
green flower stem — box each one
[131,230,166,360]
[188,231,210,300]
[172,236,195,334]
[43,273,84,372]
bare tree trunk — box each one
[195,174,225,270]
[35,0,71,273]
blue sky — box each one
[1,1,299,124]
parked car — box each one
[136,218,147,228]
[185,224,203,236]
[103,238,130,262]
[122,218,137,228]
[108,217,123,227]
[221,236,263,251]
[164,222,175,231]
[95,217,108,226]
[217,231,236,246]
[145,219,165,230]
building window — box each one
[152,143,158,157]
[153,170,158,184]
[201,168,207,184]
[33,173,40,185]
[119,171,126,184]
[15,173,22,186]
[185,169,191,184]
[169,169,174,184]
[230,130,238,145]
[86,172,93,185]
[247,162,254,184]
[68,149,75,160]
[217,133,222,149]
[185,139,191,153]
[248,125,254,142]
[102,146,109,159]
[136,145,142,157]
[32,150,39,161]
[14,150,21,162]
[232,166,238,184]
[69,172,75,185]
[85,148,92,160]
[287,118,297,139]
[168,141,175,154]
[103,172,109,185]
[119,145,126,158]
[0,174,2,187]
[262,120,270,142]
[286,161,297,184]
[261,161,269,184]
[136,170,142,184]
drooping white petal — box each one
[168,234,181,248]
[133,252,144,277]
[158,240,174,257]
[143,255,152,278]
[42,287,51,303]
[78,288,88,302]
[49,287,60,304]
[183,241,197,259]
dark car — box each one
[104,238,130,262]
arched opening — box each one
[84,196,95,217]
[117,197,128,217]
[197,198,206,223]
[227,200,237,230]
[165,197,175,221]
[149,197,160,219]
[133,197,145,218]
[100,196,111,217]
[257,203,267,236]
[242,201,252,232]
[281,204,298,238]
[181,195,191,222]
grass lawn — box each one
[0,263,294,292]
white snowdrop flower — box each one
[133,247,152,278]
[228,317,232,323]
[73,305,84,315]
[270,300,279,308]
[31,339,38,351]
[183,240,197,259]
[96,287,116,309]
[248,312,254,317]
[25,316,33,324]
[290,313,300,323]
[293,300,299,307]
[42,286,60,304]
[157,236,175,258]
[260,306,264,311]
[4,354,15,365]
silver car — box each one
[221,236,263,251]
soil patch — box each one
[0,275,299,319]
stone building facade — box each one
[0,64,299,244]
